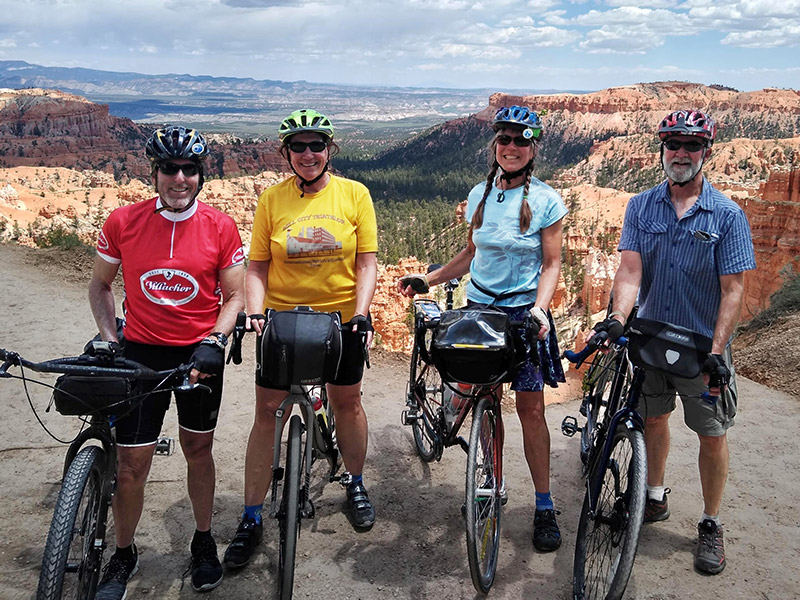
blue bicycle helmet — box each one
[492,105,542,139]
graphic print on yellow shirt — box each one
[250,175,378,322]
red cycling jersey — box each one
[96,197,244,346]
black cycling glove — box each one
[592,317,625,343]
[190,341,225,376]
[348,314,374,333]
[702,353,730,389]
[83,340,123,357]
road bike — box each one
[561,315,714,600]
[400,274,530,593]
[239,308,369,600]
[0,342,209,600]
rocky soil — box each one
[0,243,799,600]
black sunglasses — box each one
[495,134,533,148]
[158,162,200,176]
[663,139,707,153]
[288,140,328,153]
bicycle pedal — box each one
[154,436,175,455]
[401,409,418,426]
[561,416,581,438]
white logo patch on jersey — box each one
[140,269,199,306]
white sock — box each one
[646,485,666,501]
[701,512,721,526]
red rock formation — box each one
[738,168,800,317]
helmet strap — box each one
[499,159,534,184]
[661,145,705,188]
[289,161,330,198]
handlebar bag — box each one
[431,308,515,385]
[53,375,135,416]
[626,318,712,379]
[261,307,343,386]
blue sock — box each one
[349,474,363,487]
[535,491,554,511]
[243,504,263,525]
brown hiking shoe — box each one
[643,488,670,523]
[695,519,726,575]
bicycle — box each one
[239,308,369,600]
[561,315,714,600]
[400,273,531,593]
[0,341,210,600]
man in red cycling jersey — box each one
[89,126,245,598]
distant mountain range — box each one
[0,60,584,139]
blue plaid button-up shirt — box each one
[618,179,756,339]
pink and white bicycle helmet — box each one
[657,110,716,144]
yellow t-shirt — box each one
[250,174,378,321]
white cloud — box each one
[0,38,17,48]
[722,26,800,48]
[579,26,662,54]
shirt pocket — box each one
[635,218,668,262]
[677,228,719,274]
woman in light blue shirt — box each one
[399,105,567,552]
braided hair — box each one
[470,136,536,234]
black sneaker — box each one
[96,544,139,600]
[223,518,263,569]
[346,481,376,530]
[533,509,562,552]
[189,534,223,592]
[644,488,670,523]
[695,519,726,575]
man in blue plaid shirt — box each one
[600,110,756,575]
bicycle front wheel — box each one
[37,445,107,600]
[465,396,501,593]
[409,342,440,462]
[573,426,646,600]
[278,415,303,600]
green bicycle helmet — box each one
[278,109,335,142]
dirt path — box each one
[1,243,798,600]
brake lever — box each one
[227,311,247,365]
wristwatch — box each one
[204,332,229,348]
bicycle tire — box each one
[573,425,646,600]
[465,396,501,593]
[409,341,440,462]
[278,415,303,600]
[37,445,107,600]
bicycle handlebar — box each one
[0,348,209,394]
[562,332,629,369]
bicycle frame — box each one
[268,385,340,521]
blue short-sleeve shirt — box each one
[618,179,756,338]
[465,178,568,307]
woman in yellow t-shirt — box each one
[224,110,378,569]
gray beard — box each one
[662,154,702,184]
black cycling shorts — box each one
[114,341,224,446]
[255,326,365,389]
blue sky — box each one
[1,0,798,92]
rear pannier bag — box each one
[261,307,343,386]
[626,318,712,379]
[53,375,135,416]
[431,308,515,385]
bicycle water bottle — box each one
[312,391,331,454]
[443,384,457,428]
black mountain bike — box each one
[237,309,369,600]
[561,315,715,600]
[0,342,209,600]
[561,323,646,600]
[401,273,531,593]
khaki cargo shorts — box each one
[638,347,737,437]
